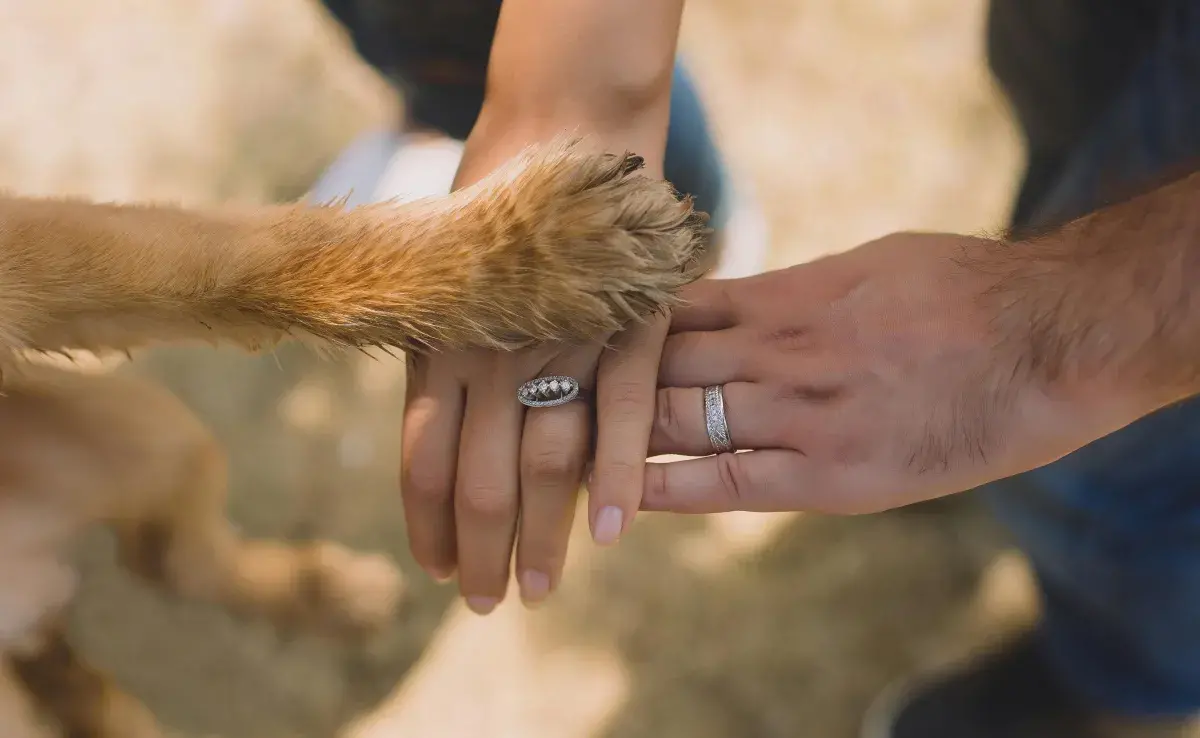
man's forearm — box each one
[980,167,1200,409]
[455,0,685,184]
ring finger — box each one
[516,344,603,606]
[648,382,789,456]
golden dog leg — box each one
[0,659,56,738]
[9,627,165,738]
[0,139,706,363]
[0,366,404,637]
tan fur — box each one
[0,138,708,737]
[0,138,706,361]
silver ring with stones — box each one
[703,385,734,454]
[517,375,584,408]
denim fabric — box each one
[981,0,1200,716]
[662,63,732,230]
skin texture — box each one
[399,0,688,612]
[0,139,705,736]
[641,167,1200,516]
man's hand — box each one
[642,231,1164,515]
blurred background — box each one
[0,0,1041,735]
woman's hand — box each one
[397,0,684,613]
[402,340,601,614]
[400,122,674,614]
[641,232,1149,515]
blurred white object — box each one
[710,175,771,279]
[309,129,464,207]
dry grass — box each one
[0,1,1041,736]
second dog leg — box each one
[9,627,165,738]
[109,403,404,636]
[0,659,56,738]
[100,376,405,636]
[0,365,404,639]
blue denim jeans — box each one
[981,0,1200,717]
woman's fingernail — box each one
[428,566,455,583]
[593,506,624,546]
[465,596,499,615]
[519,570,551,605]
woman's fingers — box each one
[515,344,603,606]
[399,356,464,580]
[453,362,526,614]
[589,314,671,546]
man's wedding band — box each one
[704,385,735,454]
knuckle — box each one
[594,457,640,490]
[762,325,815,353]
[456,484,517,519]
[778,383,842,403]
[401,464,452,506]
[641,463,667,508]
[715,453,749,506]
[654,388,684,443]
[602,381,648,419]
[522,445,582,486]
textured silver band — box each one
[518,375,583,408]
[703,385,734,454]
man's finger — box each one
[648,383,787,456]
[670,278,738,334]
[641,449,815,513]
[658,328,751,386]
[589,314,671,545]
[399,358,463,580]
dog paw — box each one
[259,136,710,354]
[450,137,712,348]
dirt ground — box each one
[0,0,1044,736]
